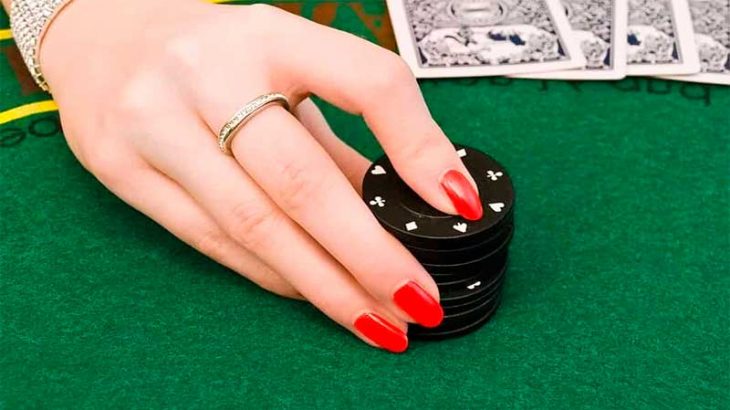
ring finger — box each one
[134,113,411,353]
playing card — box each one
[385,0,586,78]
[517,0,628,80]
[662,0,730,85]
[626,0,701,75]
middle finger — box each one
[201,100,443,328]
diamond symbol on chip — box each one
[456,149,467,158]
[405,221,418,231]
[489,202,504,213]
[369,196,386,207]
[467,281,481,290]
[371,165,386,175]
[453,222,467,233]
[487,170,503,181]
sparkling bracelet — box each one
[10,0,75,93]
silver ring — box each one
[218,92,290,154]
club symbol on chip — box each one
[456,149,467,158]
[453,222,467,233]
[371,165,387,175]
[487,170,503,181]
[369,196,386,207]
[467,281,482,290]
[489,202,505,212]
[405,221,418,231]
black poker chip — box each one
[362,144,515,340]
[363,145,514,250]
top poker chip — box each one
[363,145,514,250]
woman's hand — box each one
[40,0,483,352]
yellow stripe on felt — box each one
[0,28,12,41]
[0,100,58,125]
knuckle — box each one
[114,87,147,122]
[84,144,127,186]
[244,3,281,17]
[106,78,175,141]
[233,252,303,299]
[399,130,442,161]
[235,4,305,55]
[159,30,203,73]
[112,76,162,125]
[236,4,284,37]
[160,32,200,65]
[256,278,301,300]
[277,160,327,214]
[369,53,415,93]
[194,229,230,258]
[227,201,279,250]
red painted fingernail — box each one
[393,281,444,328]
[441,170,483,221]
[354,313,408,353]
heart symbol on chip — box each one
[489,202,505,212]
[371,165,386,175]
[453,222,467,233]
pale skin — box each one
[3,0,483,352]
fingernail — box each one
[441,170,483,221]
[354,313,408,353]
[393,281,444,328]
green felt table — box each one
[1,1,729,408]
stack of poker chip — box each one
[363,145,515,340]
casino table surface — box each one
[1,1,728,408]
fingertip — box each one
[440,169,483,221]
[393,281,444,329]
[391,337,409,354]
[354,312,409,353]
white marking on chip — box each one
[489,202,505,212]
[405,221,418,231]
[456,149,467,158]
[371,165,386,175]
[467,281,481,290]
[487,170,503,181]
[453,222,467,233]
[369,196,386,207]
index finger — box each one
[264,6,484,221]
